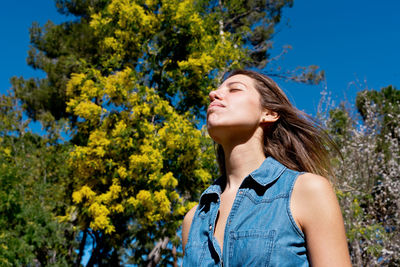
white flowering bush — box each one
[324,87,399,266]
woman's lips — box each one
[208,101,225,110]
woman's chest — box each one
[184,188,307,266]
[213,190,237,252]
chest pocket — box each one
[183,241,207,265]
[183,239,222,266]
[227,229,276,267]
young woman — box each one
[182,70,351,266]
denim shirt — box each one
[183,157,309,266]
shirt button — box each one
[239,191,243,194]
[209,225,212,230]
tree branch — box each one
[223,7,262,31]
[146,237,169,267]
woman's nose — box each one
[209,89,221,101]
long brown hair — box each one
[215,69,336,179]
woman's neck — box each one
[222,134,266,191]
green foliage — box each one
[327,103,352,147]
[356,85,400,159]
[356,85,400,124]
[0,95,76,266]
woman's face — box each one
[207,74,265,142]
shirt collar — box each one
[200,156,287,200]
[249,156,287,186]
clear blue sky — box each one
[1,0,399,118]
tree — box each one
[356,85,400,159]
[0,94,76,266]
[326,86,400,266]
[64,69,217,265]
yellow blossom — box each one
[88,202,111,230]
[66,73,86,97]
[169,191,180,201]
[103,37,120,51]
[117,166,128,179]
[72,185,96,204]
[72,100,103,121]
[135,190,154,210]
[88,130,111,147]
[194,168,211,183]
[81,79,100,98]
[154,190,170,215]
[3,147,11,157]
[129,141,163,172]
[127,196,138,207]
[111,204,124,213]
[112,120,127,136]
[176,205,187,216]
[159,172,178,188]
[109,179,122,198]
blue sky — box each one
[272,0,400,114]
[1,0,399,119]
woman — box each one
[182,70,351,266]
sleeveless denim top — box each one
[183,157,309,266]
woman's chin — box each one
[207,124,240,142]
[206,124,225,142]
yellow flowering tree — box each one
[65,67,217,264]
[63,1,238,263]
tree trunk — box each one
[172,245,178,267]
[146,237,169,267]
[75,229,88,267]
[87,231,102,267]
[352,239,363,267]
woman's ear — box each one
[260,109,279,124]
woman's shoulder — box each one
[291,172,340,232]
[183,205,198,229]
[293,172,336,212]
[292,174,351,265]
[295,172,333,194]
[182,205,198,251]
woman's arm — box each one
[182,205,198,254]
[291,173,352,266]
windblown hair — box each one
[216,69,337,179]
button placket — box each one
[222,187,246,265]
[209,195,223,263]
